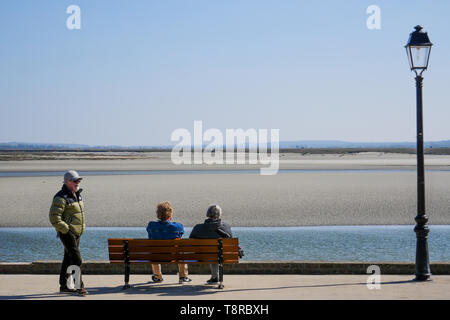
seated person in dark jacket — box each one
[146,201,191,284]
[189,204,232,284]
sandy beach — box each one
[0,152,449,227]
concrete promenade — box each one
[1,274,450,300]
[1,261,450,300]
[1,273,450,300]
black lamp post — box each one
[405,25,433,281]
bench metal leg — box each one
[122,240,131,290]
[122,284,131,290]
[218,263,224,289]
[217,239,225,289]
[123,262,130,290]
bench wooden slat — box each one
[109,253,238,260]
[108,245,238,254]
[109,246,177,253]
[138,253,237,261]
[110,260,239,264]
[109,252,238,261]
[109,247,238,254]
[108,238,238,247]
[128,239,220,246]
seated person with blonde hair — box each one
[146,201,191,284]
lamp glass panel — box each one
[409,46,431,69]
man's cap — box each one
[64,170,82,182]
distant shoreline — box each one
[1,148,450,162]
[1,151,450,172]
[1,147,450,159]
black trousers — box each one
[58,231,84,288]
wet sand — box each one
[0,152,449,227]
[1,151,450,172]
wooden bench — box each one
[107,238,240,289]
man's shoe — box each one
[206,277,219,285]
[152,275,164,283]
[59,286,77,294]
[77,288,89,296]
[179,277,192,284]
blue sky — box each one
[1,0,449,146]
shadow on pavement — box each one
[0,279,420,300]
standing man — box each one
[49,170,88,296]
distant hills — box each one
[1,140,450,150]
[279,140,450,149]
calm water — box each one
[1,226,450,262]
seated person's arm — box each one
[216,228,231,238]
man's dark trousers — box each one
[58,231,84,288]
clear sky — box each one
[1,0,449,146]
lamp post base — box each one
[413,274,432,282]
[414,215,431,282]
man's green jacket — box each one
[49,184,85,236]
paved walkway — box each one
[1,274,450,300]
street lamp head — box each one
[405,25,433,76]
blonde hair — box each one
[156,201,173,221]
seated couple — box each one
[146,201,232,285]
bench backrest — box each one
[108,238,240,264]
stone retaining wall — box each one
[1,261,449,275]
